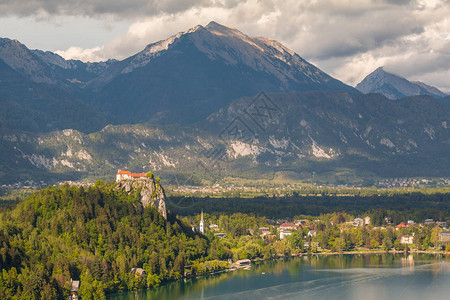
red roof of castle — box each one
[131,173,147,178]
[117,170,131,175]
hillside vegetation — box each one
[0,182,209,299]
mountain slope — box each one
[90,21,357,124]
[356,67,447,100]
[1,23,358,127]
[0,38,115,88]
[0,182,207,298]
[2,91,448,184]
[0,59,112,133]
[439,95,450,108]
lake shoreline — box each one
[107,253,450,299]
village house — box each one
[277,218,290,224]
[407,220,415,225]
[439,231,450,243]
[400,235,414,244]
[352,218,364,227]
[308,230,317,238]
[70,280,80,300]
[294,219,309,226]
[259,227,270,237]
[235,259,251,268]
[396,222,408,230]
[424,219,435,225]
[209,224,219,231]
[364,216,371,225]
[436,221,448,228]
[264,234,277,240]
[280,230,293,240]
[279,222,297,231]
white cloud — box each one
[55,46,105,62]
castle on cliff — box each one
[116,169,148,181]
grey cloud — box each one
[4,0,448,92]
[381,0,413,5]
[0,0,213,18]
[285,11,426,60]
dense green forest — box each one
[167,192,450,222]
[0,183,212,299]
[0,183,449,299]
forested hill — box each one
[0,182,210,299]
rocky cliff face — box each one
[116,178,167,219]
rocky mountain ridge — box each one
[1,22,357,128]
[356,67,447,100]
[1,91,448,185]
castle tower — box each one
[200,210,205,234]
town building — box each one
[436,222,448,228]
[400,235,414,244]
[259,227,270,237]
[424,219,435,225]
[308,230,317,238]
[70,280,80,300]
[279,223,297,231]
[439,231,450,243]
[294,219,309,226]
[277,218,290,224]
[209,224,219,230]
[280,230,292,240]
[353,218,364,226]
[396,222,408,229]
[235,259,251,268]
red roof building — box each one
[396,222,408,229]
[131,172,147,178]
[279,223,297,231]
[116,170,148,181]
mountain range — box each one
[356,67,447,100]
[0,22,449,184]
[0,21,356,130]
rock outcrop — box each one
[116,178,167,219]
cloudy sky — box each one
[1,0,449,92]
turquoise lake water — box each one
[108,254,450,299]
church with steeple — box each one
[200,210,205,234]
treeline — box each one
[0,183,213,299]
[167,192,450,221]
[184,211,449,262]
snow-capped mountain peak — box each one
[356,67,447,99]
[118,21,331,85]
